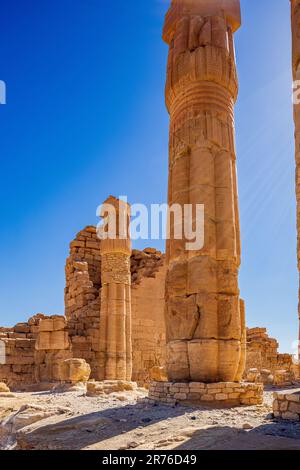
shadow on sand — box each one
[15,400,187,450]
[174,422,300,450]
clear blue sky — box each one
[0,0,297,354]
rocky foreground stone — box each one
[1,386,300,450]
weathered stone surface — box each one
[35,331,70,351]
[166,341,190,381]
[34,316,72,383]
[131,262,166,385]
[149,381,263,407]
[58,358,91,383]
[163,0,244,383]
[149,366,168,383]
[244,328,297,385]
[188,340,218,383]
[0,316,43,388]
[0,382,10,392]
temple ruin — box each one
[0,0,299,412]
[0,233,295,393]
[0,223,167,389]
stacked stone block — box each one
[65,226,102,379]
[273,390,300,421]
[245,328,296,384]
[149,381,263,407]
[65,226,101,320]
[163,0,246,383]
[58,358,91,384]
[0,315,44,389]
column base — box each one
[148,381,264,407]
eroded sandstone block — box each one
[58,358,91,383]
[35,331,70,351]
[0,382,10,392]
[149,381,263,407]
[34,315,72,383]
[273,390,300,421]
[86,380,137,396]
[149,366,168,383]
[244,327,297,385]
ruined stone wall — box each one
[0,314,74,389]
[65,226,101,319]
[149,381,263,407]
[64,231,167,384]
[65,226,102,379]
[34,316,72,383]
[131,253,167,385]
[245,327,297,384]
[273,390,300,421]
[0,315,44,389]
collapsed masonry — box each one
[244,328,298,386]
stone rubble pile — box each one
[273,391,300,421]
[245,328,297,385]
[131,248,165,285]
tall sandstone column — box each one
[291,0,300,364]
[163,0,245,383]
[98,196,132,381]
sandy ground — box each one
[1,385,300,450]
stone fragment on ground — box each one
[86,380,137,396]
